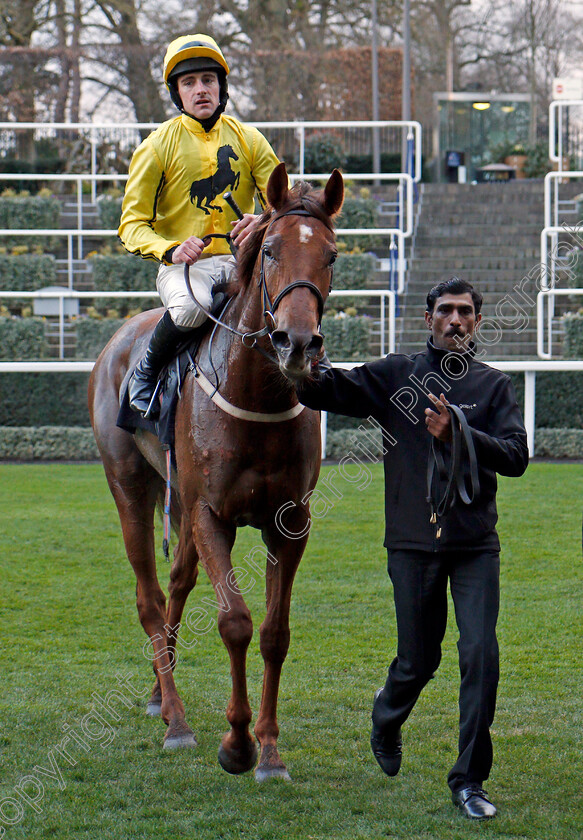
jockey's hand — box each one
[171,236,206,266]
[231,214,260,248]
[425,392,452,442]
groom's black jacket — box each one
[297,341,529,552]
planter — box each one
[504,154,527,179]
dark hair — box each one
[426,277,483,315]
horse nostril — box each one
[271,330,291,353]
[306,335,324,358]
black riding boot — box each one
[128,311,187,419]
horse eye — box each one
[329,253,337,266]
[263,245,276,260]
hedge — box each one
[0,426,100,460]
[304,133,347,174]
[75,317,125,360]
[0,424,581,462]
[509,371,583,429]
[88,253,158,316]
[333,252,375,290]
[0,254,57,291]
[321,313,372,360]
[0,193,61,249]
[0,317,49,360]
[534,428,583,459]
[97,194,123,229]
[335,197,380,252]
[0,373,91,426]
[562,312,583,359]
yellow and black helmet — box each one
[163,35,230,116]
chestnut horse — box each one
[88,163,344,781]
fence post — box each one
[524,370,536,458]
[321,411,327,460]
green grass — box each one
[0,461,581,839]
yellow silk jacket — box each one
[118,113,280,263]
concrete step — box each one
[411,245,540,259]
[410,256,540,270]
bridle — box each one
[183,198,335,352]
[258,203,334,331]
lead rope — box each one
[426,404,480,539]
[163,448,172,561]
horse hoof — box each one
[163,732,198,750]
[146,700,162,717]
[163,720,198,750]
[218,739,258,775]
[254,765,291,783]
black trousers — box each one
[372,548,500,792]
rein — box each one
[426,404,480,539]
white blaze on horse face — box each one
[299,224,313,244]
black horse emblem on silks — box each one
[189,144,241,215]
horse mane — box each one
[236,180,334,290]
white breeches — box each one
[156,255,236,329]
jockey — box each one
[119,34,280,418]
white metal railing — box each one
[0,119,423,185]
[0,226,407,299]
[548,100,583,165]
[537,288,583,359]
[0,288,396,360]
[544,170,583,229]
[538,217,583,358]
[1,355,580,459]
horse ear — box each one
[323,169,344,217]
[267,162,289,211]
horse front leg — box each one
[254,508,309,782]
[192,499,258,774]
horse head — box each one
[259,162,344,382]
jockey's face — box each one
[177,71,220,120]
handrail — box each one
[0,288,396,359]
[2,355,580,460]
[0,119,423,183]
[0,226,407,298]
[548,100,583,164]
[544,170,583,229]
[537,287,583,359]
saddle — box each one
[116,291,231,450]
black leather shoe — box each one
[370,729,402,776]
[370,689,402,776]
[452,785,497,820]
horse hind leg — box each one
[105,451,197,749]
[148,512,202,751]
[146,491,184,717]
